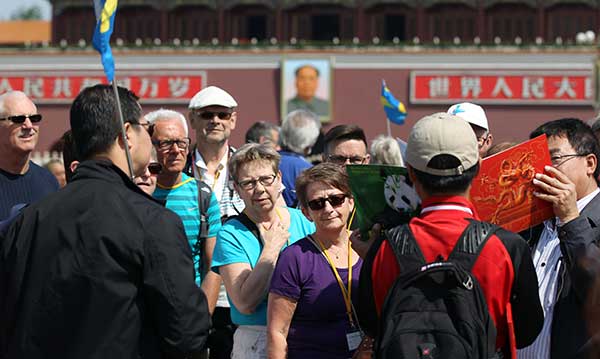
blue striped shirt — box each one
[154,173,222,285]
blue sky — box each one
[2,0,52,20]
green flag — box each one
[346,164,420,237]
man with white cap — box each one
[448,102,493,158]
[356,112,542,358]
[187,86,243,359]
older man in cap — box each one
[448,102,493,158]
[357,112,542,358]
[187,86,243,359]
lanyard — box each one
[192,150,224,191]
[312,235,355,327]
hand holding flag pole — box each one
[380,80,407,136]
[92,0,135,180]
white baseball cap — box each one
[405,112,479,176]
[188,86,238,109]
[447,102,489,131]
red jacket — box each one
[358,195,543,357]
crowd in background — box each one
[1,84,600,359]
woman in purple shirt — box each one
[267,163,363,359]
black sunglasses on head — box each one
[307,193,347,211]
[147,162,162,175]
[0,114,42,124]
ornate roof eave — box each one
[362,0,418,9]
[281,0,358,10]
[421,0,478,8]
[542,0,598,8]
[482,0,538,8]
[166,0,218,10]
[222,0,276,10]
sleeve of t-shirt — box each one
[269,245,302,301]
[211,223,249,274]
[207,192,221,238]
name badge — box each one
[346,329,362,351]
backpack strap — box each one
[448,219,500,273]
[385,224,427,274]
[197,181,212,241]
[226,212,263,250]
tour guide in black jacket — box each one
[0,85,210,358]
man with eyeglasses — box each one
[0,91,58,221]
[518,118,600,359]
[448,102,493,158]
[186,86,244,359]
[147,109,223,318]
[323,124,370,166]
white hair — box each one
[281,109,320,154]
[144,108,188,136]
[0,91,33,117]
[370,135,404,166]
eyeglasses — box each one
[0,114,43,124]
[550,153,588,166]
[307,193,347,211]
[237,174,277,191]
[196,111,232,120]
[327,155,367,165]
[147,162,162,175]
[152,138,191,151]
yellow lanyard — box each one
[314,235,354,326]
[192,151,223,191]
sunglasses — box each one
[197,111,232,120]
[307,193,347,211]
[327,154,366,165]
[147,162,162,175]
[0,114,43,124]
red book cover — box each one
[470,134,554,233]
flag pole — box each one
[112,79,135,180]
[386,118,392,137]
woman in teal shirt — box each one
[211,143,314,359]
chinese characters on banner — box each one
[410,71,592,105]
[0,71,207,103]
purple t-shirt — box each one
[270,236,363,359]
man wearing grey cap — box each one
[187,86,244,359]
[356,113,542,358]
[448,102,494,158]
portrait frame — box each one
[280,57,333,124]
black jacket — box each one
[0,160,210,359]
[522,192,600,359]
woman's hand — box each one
[261,220,291,253]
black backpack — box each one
[375,220,500,359]
[192,181,212,280]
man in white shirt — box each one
[519,118,600,359]
[187,86,244,359]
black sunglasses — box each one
[198,111,232,120]
[147,162,162,175]
[307,193,347,211]
[0,114,43,124]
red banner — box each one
[410,71,592,105]
[0,70,206,104]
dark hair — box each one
[245,121,279,144]
[61,130,79,183]
[295,64,319,77]
[323,124,368,154]
[70,84,141,160]
[530,118,600,180]
[411,154,480,194]
[295,162,351,208]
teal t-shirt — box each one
[211,207,315,325]
[154,173,222,285]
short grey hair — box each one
[0,91,33,117]
[281,109,320,154]
[370,135,404,166]
[245,121,279,144]
[229,143,281,182]
[145,108,188,136]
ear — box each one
[347,196,355,212]
[229,111,237,130]
[586,153,597,178]
[69,160,79,172]
[300,205,313,222]
[364,153,371,164]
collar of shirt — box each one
[194,148,228,179]
[419,195,479,218]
